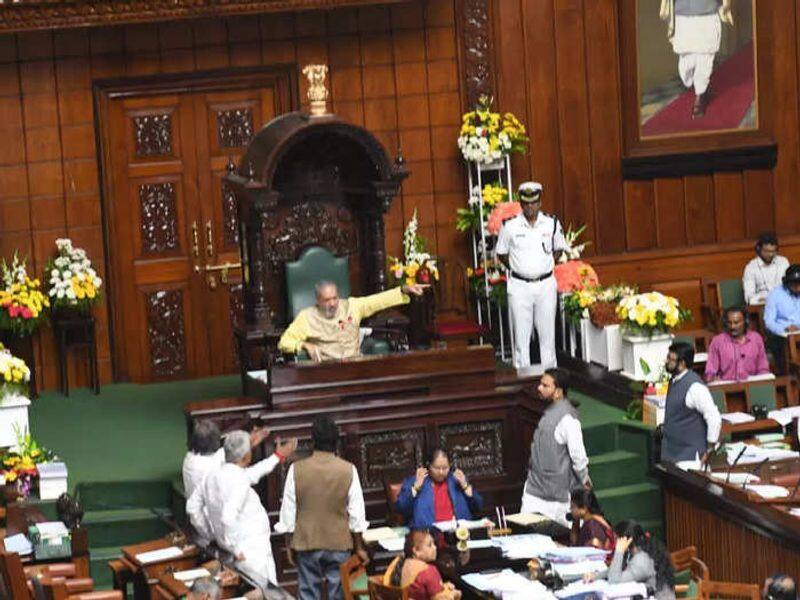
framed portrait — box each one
[620,0,775,178]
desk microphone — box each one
[726,446,747,483]
[704,444,723,473]
[742,458,770,490]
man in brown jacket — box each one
[277,416,368,599]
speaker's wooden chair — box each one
[341,554,369,600]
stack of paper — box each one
[722,412,756,424]
[745,484,791,499]
[724,442,799,465]
[492,534,558,559]
[36,521,69,538]
[541,547,609,563]
[173,568,211,584]
[461,569,555,598]
[3,533,33,555]
[505,513,551,526]
[556,580,648,600]
[362,527,399,543]
[135,546,183,564]
[768,406,800,426]
[433,518,493,532]
[709,472,760,485]
[552,560,607,582]
[378,537,405,552]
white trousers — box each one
[678,52,715,95]
[508,275,558,370]
[236,534,278,587]
[520,491,570,529]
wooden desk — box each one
[119,536,198,600]
[657,461,800,584]
[153,568,246,599]
[5,502,89,577]
[721,418,783,436]
[184,346,543,585]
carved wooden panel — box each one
[458,0,495,107]
[265,201,356,268]
[221,180,239,247]
[217,108,254,149]
[359,429,425,490]
[439,421,503,477]
[139,182,179,254]
[146,289,187,377]
[133,113,173,157]
[229,283,243,368]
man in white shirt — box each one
[187,430,296,588]
[496,182,566,371]
[277,416,368,600]
[521,368,590,528]
[743,232,790,305]
[661,342,721,463]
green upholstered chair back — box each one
[710,388,727,413]
[285,246,350,320]
[747,381,777,411]
[719,279,745,310]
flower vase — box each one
[586,323,623,371]
[621,333,673,381]
[0,391,30,447]
[0,331,36,399]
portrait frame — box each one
[619,0,775,179]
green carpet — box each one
[28,375,240,491]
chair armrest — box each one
[64,577,95,593]
[70,592,123,600]
[24,563,77,579]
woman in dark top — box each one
[569,489,615,553]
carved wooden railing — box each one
[0,0,413,33]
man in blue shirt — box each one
[764,264,800,373]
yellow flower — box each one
[4,470,17,482]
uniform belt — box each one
[511,270,552,283]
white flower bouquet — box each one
[46,238,103,315]
[457,96,528,164]
[616,292,690,337]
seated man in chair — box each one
[278,280,427,361]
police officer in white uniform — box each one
[495,182,566,370]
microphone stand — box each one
[741,458,770,490]
[726,446,747,483]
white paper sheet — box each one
[722,412,756,424]
[363,527,399,543]
[3,533,33,555]
[378,537,405,552]
[433,518,493,532]
[505,512,551,526]
[745,484,791,499]
[768,406,800,426]
[466,539,494,549]
[135,546,183,564]
[35,521,69,537]
[461,569,554,597]
[492,534,558,559]
[724,442,799,465]
[173,568,211,582]
[541,547,609,563]
[552,560,607,581]
[709,472,760,485]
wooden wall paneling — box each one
[648,279,703,329]
[769,0,800,235]
[653,178,687,249]
[552,0,595,239]
[582,0,624,255]
[519,0,564,218]
[742,169,775,237]
[683,175,716,245]
[713,171,746,242]
[623,180,655,250]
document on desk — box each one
[378,537,405,552]
[556,580,648,600]
[492,533,558,558]
[725,442,799,464]
[541,547,609,563]
[768,406,800,427]
[709,472,760,485]
[745,484,791,499]
[552,560,607,581]
[135,546,183,564]
[722,412,756,424]
[505,512,551,526]
[461,569,554,598]
[35,521,69,537]
[433,517,493,532]
[3,533,33,555]
[363,527,400,543]
[466,539,494,549]
[173,568,211,583]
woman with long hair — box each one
[569,489,615,553]
[388,530,461,600]
[608,520,676,600]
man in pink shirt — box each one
[705,306,770,382]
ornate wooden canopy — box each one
[0,0,413,33]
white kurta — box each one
[182,449,280,499]
[671,13,722,95]
[186,459,280,586]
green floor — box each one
[23,377,660,588]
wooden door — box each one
[99,72,294,382]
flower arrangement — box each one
[0,426,56,497]
[0,255,49,337]
[0,343,30,397]
[47,238,103,315]
[466,261,507,306]
[557,224,591,264]
[554,260,599,294]
[486,201,522,236]
[457,96,528,164]
[456,183,512,233]
[388,210,440,287]
[563,284,638,326]
[616,291,691,338]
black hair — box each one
[756,232,779,249]
[391,530,433,586]
[784,264,800,287]
[544,367,570,396]
[426,447,450,467]
[190,420,222,455]
[765,574,797,600]
[570,489,604,516]
[668,342,694,369]
[722,306,747,322]
[614,520,674,592]
[312,416,339,452]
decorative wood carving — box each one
[0,0,415,34]
[439,421,504,477]
[264,201,356,269]
[139,182,178,254]
[229,283,244,367]
[217,108,254,150]
[457,0,496,108]
[359,429,424,489]
[221,180,239,247]
[133,113,172,157]
[146,289,187,377]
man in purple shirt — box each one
[704,306,770,382]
